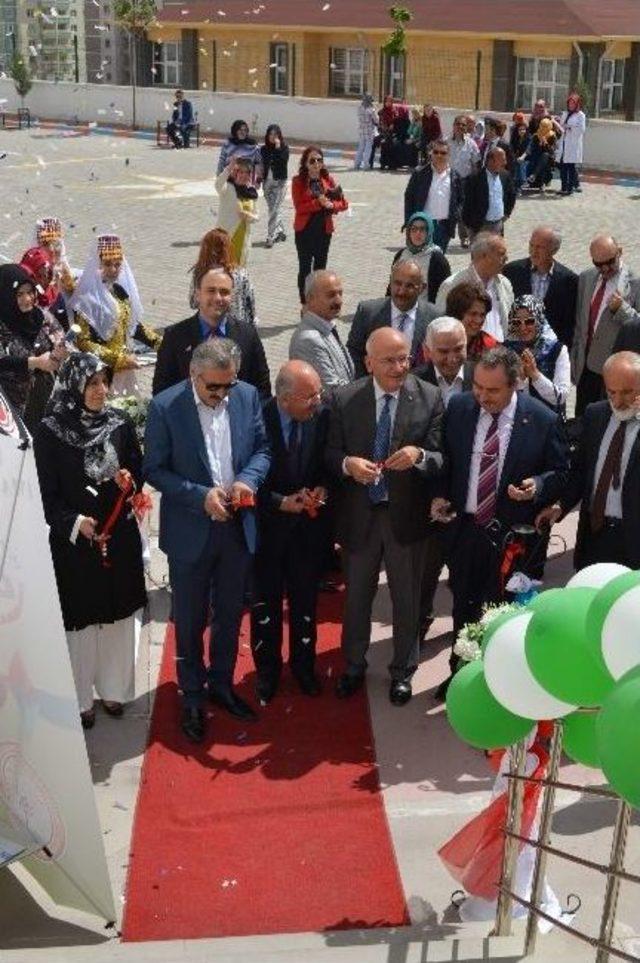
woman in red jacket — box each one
[291,146,348,304]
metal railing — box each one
[493,718,639,962]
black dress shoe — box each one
[335,673,364,699]
[389,679,412,706]
[181,706,205,743]
[256,676,279,705]
[294,672,322,697]
[208,687,258,722]
[434,675,453,702]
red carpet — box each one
[122,590,409,941]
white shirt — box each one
[192,383,234,490]
[590,273,619,333]
[373,378,400,430]
[591,413,640,518]
[424,168,451,221]
[434,365,465,408]
[465,393,518,513]
[520,344,571,406]
[483,276,504,342]
[390,302,417,351]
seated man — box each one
[166,89,195,149]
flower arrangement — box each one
[453,602,519,663]
[110,395,149,444]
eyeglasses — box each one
[431,150,448,156]
[512,317,536,327]
[378,355,410,367]
[197,374,238,393]
[308,157,323,165]
[592,255,617,269]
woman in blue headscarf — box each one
[505,295,570,411]
[389,212,451,303]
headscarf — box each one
[20,247,57,307]
[0,264,43,339]
[42,352,126,483]
[505,295,560,379]
[535,117,555,144]
[35,216,65,261]
[361,93,374,108]
[68,236,143,343]
[379,97,396,128]
[405,212,439,255]
[229,119,256,146]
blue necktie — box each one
[369,394,392,504]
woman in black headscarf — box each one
[34,352,147,729]
[0,264,65,432]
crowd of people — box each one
[2,90,639,747]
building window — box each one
[600,58,625,112]
[381,52,405,100]
[269,42,289,95]
[329,47,370,97]
[152,41,181,86]
[515,57,570,113]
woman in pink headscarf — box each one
[556,91,586,195]
[20,247,57,308]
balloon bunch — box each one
[446,563,640,809]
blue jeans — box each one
[432,219,451,254]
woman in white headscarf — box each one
[69,234,162,395]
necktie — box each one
[397,313,409,332]
[590,420,626,533]
[475,414,500,527]
[587,277,608,352]
[287,419,302,478]
[369,394,393,504]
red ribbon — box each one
[95,478,133,568]
[230,490,256,510]
[499,540,526,594]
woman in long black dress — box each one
[0,264,65,433]
[34,353,147,728]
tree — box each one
[9,53,33,105]
[382,5,413,57]
[114,0,158,129]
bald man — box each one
[537,351,640,570]
[250,360,330,703]
[503,225,578,348]
[326,327,444,705]
[572,234,640,415]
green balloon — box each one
[525,587,614,706]
[525,588,564,612]
[597,668,640,808]
[446,661,534,750]
[562,711,600,768]
[480,607,522,652]
[585,570,640,666]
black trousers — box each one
[166,121,191,148]
[578,519,630,568]
[576,367,604,417]
[295,218,332,303]
[447,516,502,669]
[250,523,321,683]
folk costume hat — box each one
[69,234,143,344]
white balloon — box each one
[600,584,640,680]
[567,563,630,590]
[484,611,576,719]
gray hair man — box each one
[289,270,354,393]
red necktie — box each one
[587,277,608,352]
[475,414,500,527]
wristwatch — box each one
[414,448,426,466]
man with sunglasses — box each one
[403,139,462,253]
[572,234,640,416]
[144,338,271,744]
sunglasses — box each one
[431,150,448,156]
[308,157,323,165]
[198,374,238,393]
[512,317,536,327]
[592,255,617,269]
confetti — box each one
[248,67,257,74]
[251,80,258,88]
[217,8,226,13]
[322,2,330,8]
[50,5,58,15]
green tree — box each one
[9,53,33,105]
[114,0,158,129]
[382,5,413,57]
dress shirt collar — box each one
[390,301,418,325]
[471,264,497,291]
[531,260,555,278]
[480,391,517,423]
[191,380,229,414]
[373,378,400,403]
[435,364,465,387]
[199,312,228,340]
[306,310,336,334]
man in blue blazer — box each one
[144,338,271,742]
[166,88,195,148]
[431,346,569,697]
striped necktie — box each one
[475,414,500,527]
[369,394,392,504]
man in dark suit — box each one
[503,226,579,348]
[144,338,271,743]
[432,346,569,697]
[166,88,195,149]
[462,147,516,239]
[347,260,438,379]
[481,117,516,172]
[536,351,640,570]
[152,266,271,398]
[403,139,462,252]
[326,327,444,706]
[251,361,329,703]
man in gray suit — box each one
[326,327,444,706]
[435,233,513,342]
[289,270,354,394]
[572,234,640,416]
[347,260,438,378]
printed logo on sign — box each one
[0,742,66,860]
[0,395,19,441]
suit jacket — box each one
[289,312,354,391]
[560,400,640,569]
[325,373,444,551]
[614,317,640,354]
[143,379,271,561]
[502,257,578,349]
[414,360,475,395]
[172,99,194,127]
[571,266,640,382]
[403,166,463,234]
[347,297,438,379]
[257,398,330,539]
[435,265,514,340]
[151,313,271,399]
[462,169,516,232]
[443,391,569,529]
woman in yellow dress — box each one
[215,157,259,267]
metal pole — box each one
[131,33,137,129]
[73,31,79,83]
[595,799,633,963]
[494,738,528,936]
[475,50,481,111]
[524,719,564,955]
